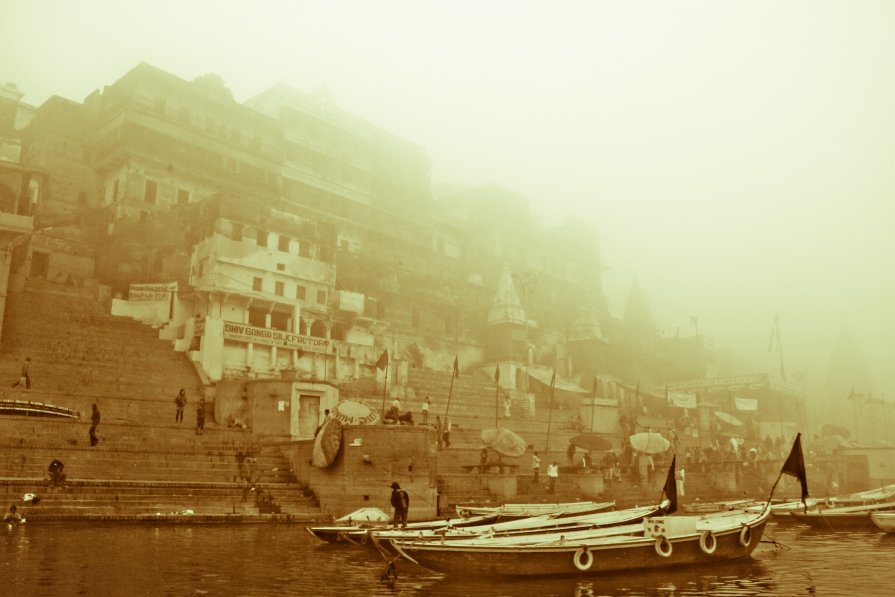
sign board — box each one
[129,282,177,301]
[222,321,330,353]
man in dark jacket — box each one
[390,482,409,528]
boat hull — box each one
[394,516,768,577]
[871,512,895,533]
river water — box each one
[3,521,894,596]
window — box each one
[276,263,285,271]
[252,277,263,292]
[298,240,312,258]
[275,281,284,296]
[144,180,158,204]
[177,189,190,204]
[296,286,306,300]
[257,229,267,247]
[316,290,327,304]
[231,223,243,242]
[278,235,291,252]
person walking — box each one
[175,389,187,423]
[89,403,100,447]
[196,398,206,435]
[547,461,559,494]
[531,451,541,484]
[421,397,430,424]
[11,357,32,389]
[390,482,410,528]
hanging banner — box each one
[222,321,330,353]
[668,392,697,409]
[734,397,758,411]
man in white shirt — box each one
[531,452,541,483]
[547,461,559,494]
[421,397,430,424]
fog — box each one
[2,1,894,396]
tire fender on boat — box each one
[699,530,717,555]
[739,524,752,547]
[655,535,673,558]
[573,547,594,571]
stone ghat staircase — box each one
[0,416,321,521]
[0,280,204,419]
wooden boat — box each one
[684,499,755,514]
[788,500,895,530]
[455,500,615,519]
[870,511,895,533]
[826,484,895,507]
[371,502,670,546]
[390,508,769,577]
[306,512,499,543]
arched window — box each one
[309,320,327,338]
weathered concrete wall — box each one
[282,425,437,521]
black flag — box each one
[376,349,389,371]
[781,433,809,509]
[662,455,678,514]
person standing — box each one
[89,404,100,447]
[675,466,686,498]
[175,389,187,423]
[11,357,32,389]
[503,394,511,418]
[434,415,443,449]
[442,419,451,448]
[531,451,541,484]
[547,461,559,494]
[3,505,22,523]
[566,441,576,466]
[421,397,430,424]
[196,398,206,435]
[390,482,409,528]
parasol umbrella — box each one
[628,432,671,454]
[331,400,379,425]
[714,411,742,426]
[480,427,528,457]
[312,418,342,468]
[570,432,613,452]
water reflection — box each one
[2,523,895,596]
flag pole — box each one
[590,377,597,432]
[444,356,458,424]
[545,369,556,454]
[494,365,501,429]
[378,350,389,422]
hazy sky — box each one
[2,1,894,394]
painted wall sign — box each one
[222,321,330,352]
[129,282,177,301]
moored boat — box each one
[788,500,895,530]
[870,511,895,533]
[306,511,500,543]
[455,500,614,519]
[390,508,770,577]
[371,501,670,546]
